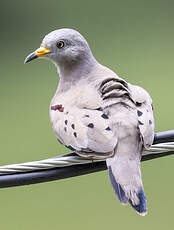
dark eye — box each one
[56,41,65,49]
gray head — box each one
[24,29,97,76]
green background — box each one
[1,0,174,229]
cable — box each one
[0,130,173,188]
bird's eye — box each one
[56,41,65,49]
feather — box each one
[107,153,147,216]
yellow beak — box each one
[24,47,51,64]
[35,47,51,57]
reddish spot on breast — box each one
[58,106,64,112]
[51,104,64,112]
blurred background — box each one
[1,0,174,229]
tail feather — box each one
[107,156,147,216]
[129,188,147,216]
[108,166,128,204]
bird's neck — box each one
[56,54,98,93]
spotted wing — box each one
[98,77,154,149]
[53,108,116,156]
[129,84,155,149]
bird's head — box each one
[24,28,94,67]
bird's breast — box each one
[49,84,104,149]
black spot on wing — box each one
[101,114,109,119]
[149,120,152,125]
[105,127,111,131]
[71,124,75,129]
[137,110,143,117]
[64,127,67,132]
[88,123,94,128]
[84,115,90,118]
[136,102,142,107]
[138,120,144,125]
[73,132,77,138]
[65,120,68,125]
[96,107,103,111]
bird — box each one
[24,28,154,216]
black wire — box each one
[0,130,173,189]
[153,130,174,144]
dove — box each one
[24,28,155,216]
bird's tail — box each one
[106,155,147,216]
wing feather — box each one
[129,84,155,149]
